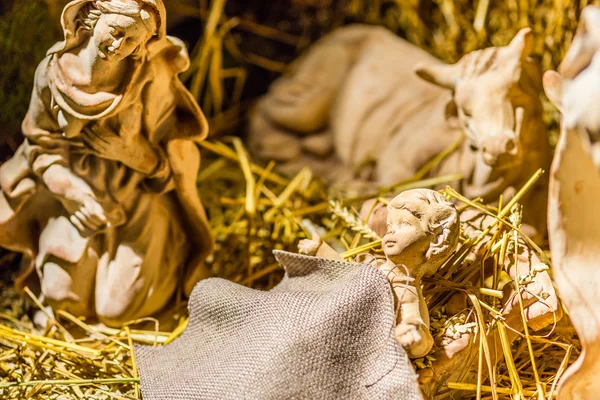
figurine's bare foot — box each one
[298,232,323,256]
[439,331,472,359]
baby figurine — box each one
[299,189,459,358]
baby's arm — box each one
[298,232,344,260]
[387,272,434,358]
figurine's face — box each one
[92,13,152,61]
[382,206,430,267]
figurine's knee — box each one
[95,296,133,327]
[95,246,147,327]
[41,260,93,317]
[95,278,139,326]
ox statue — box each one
[250,26,550,238]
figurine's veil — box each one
[48,0,169,61]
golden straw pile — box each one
[0,139,580,399]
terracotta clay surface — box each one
[300,189,460,359]
[0,0,213,327]
[251,25,550,235]
[543,6,600,400]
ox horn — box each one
[508,27,534,60]
[414,62,461,90]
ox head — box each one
[415,28,541,169]
[544,6,600,144]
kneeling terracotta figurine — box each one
[300,189,460,358]
[0,0,213,327]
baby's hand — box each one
[395,318,424,348]
[395,317,434,358]
[298,232,323,256]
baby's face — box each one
[382,206,431,267]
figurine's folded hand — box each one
[68,195,108,237]
[82,126,159,175]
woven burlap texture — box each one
[135,250,422,399]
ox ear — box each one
[543,70,564,112]
[508,28,534,60]
[415,62,460,90]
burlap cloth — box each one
[135,251,422,399]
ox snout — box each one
[480,134,519,168]
[482,152,520,169]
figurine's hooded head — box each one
[48,0,189,70]
[45,0,203,134]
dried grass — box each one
[0,140,580,399]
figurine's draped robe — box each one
[0,18,212,324]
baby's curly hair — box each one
[388,189,460,276]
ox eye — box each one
[469,144,479,152]
[506,141,516,152]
